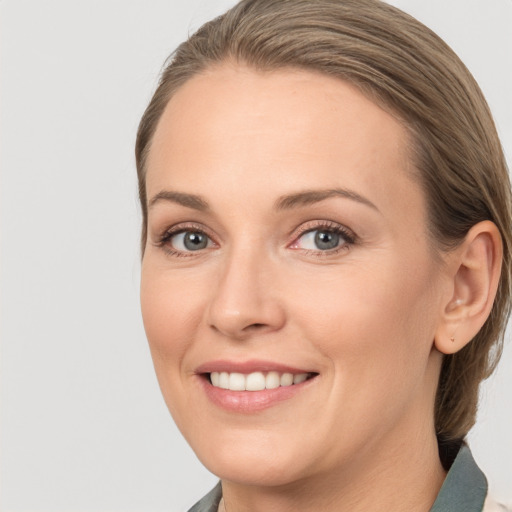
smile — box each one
[209,371,312,391]
[196,361,319,412]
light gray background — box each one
[1,1,510,511]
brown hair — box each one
[135,0,512,442]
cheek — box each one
[140,266,212,430]
[140,266,204,373]
[290,257,439,384]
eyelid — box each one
[291,220,356,239]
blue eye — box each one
[293,224,354,252]
[302,230,341,250]
[299,229,342,250]
[168,230,212,252]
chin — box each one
[190,430,310,486]
[205,456,304,487]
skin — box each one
[140,64,484,512]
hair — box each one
[135,0,511,444]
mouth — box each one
[195,361,319,412]
[207,371,316,391]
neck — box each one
[220,422,446,512]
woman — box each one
[136,0,511,510]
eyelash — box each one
[155,220,357,258]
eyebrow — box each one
[148,187,379,213]
[274,188,379,212]
[148,190,210,211]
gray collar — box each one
[187,445,487,512]
[187,482,222,512]
[430,443,487,512]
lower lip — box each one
[199,375,317,413]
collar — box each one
[187,482,222,512]
[430,443,487,512]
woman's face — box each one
[141,64,450,486]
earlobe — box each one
[434,221,502,355]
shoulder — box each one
[483,495,512,512]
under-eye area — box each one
[206,371,319,391]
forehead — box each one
[146,63,423,219]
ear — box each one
[434,221,502,355]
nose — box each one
[206,249,286,340]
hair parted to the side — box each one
[136,0,511,443]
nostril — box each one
[245,323,266,330]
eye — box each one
[290,222,355,253]
[172,231,211,251]
[299,229,341,250]
[158,227,215,255]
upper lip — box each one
[195,359,315,375]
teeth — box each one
[219,372,230,389]
[211,372,220,387]
[293,373,308,385]
[246,372,266,391]
[229,372,246,391]
[266,371,280,389]
[209,371,311,391]
[280,373,294,386]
